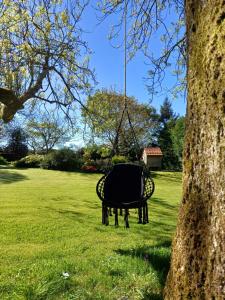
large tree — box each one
[164,1,225,298]
[82,89,159,156]
[100,1,225,298]
[0,0,94,123]
[171,116,185,166]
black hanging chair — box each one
[96,163,155,227]
[96,1,155,227]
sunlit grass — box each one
[0,167,182,299]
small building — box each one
[142,147,163,169]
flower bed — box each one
[81,165,97,172]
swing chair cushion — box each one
[102,163,144,208]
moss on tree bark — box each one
[164,0,225,299]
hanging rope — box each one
[111,0,141,160]
[124,0,127,107]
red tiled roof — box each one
[143,147,163,156]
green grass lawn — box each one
[0,167,182,300]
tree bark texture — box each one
[164,1,225,299]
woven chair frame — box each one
[96,174,155,209]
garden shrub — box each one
[83,145,110,162]
[94,159,110,173]
[0,155,8,165]
[82,159,96,167]
[40,148,83,171]
[14,154,44,168]
[112,155,128,165]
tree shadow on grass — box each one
[0,169,28,184]
[54,169,102,178]
[150,197,179,211]
[115,240,172,300]
[45,206,87,223]
[56,208,84,219]
[151,171,182,183]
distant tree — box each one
[74,147,85,159]
[4,127,28,160]
[82,89,159,157]
[158,98,178,169]
[25,114,71,154]
[0,0,94,123]
[0,118,21,148]
[159,98,177,124]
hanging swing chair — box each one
[96,0,155,227]
[96,163,154,227]
[95,92,155,228]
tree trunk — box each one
[164,1,225,299]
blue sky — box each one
[80,3,187,117]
